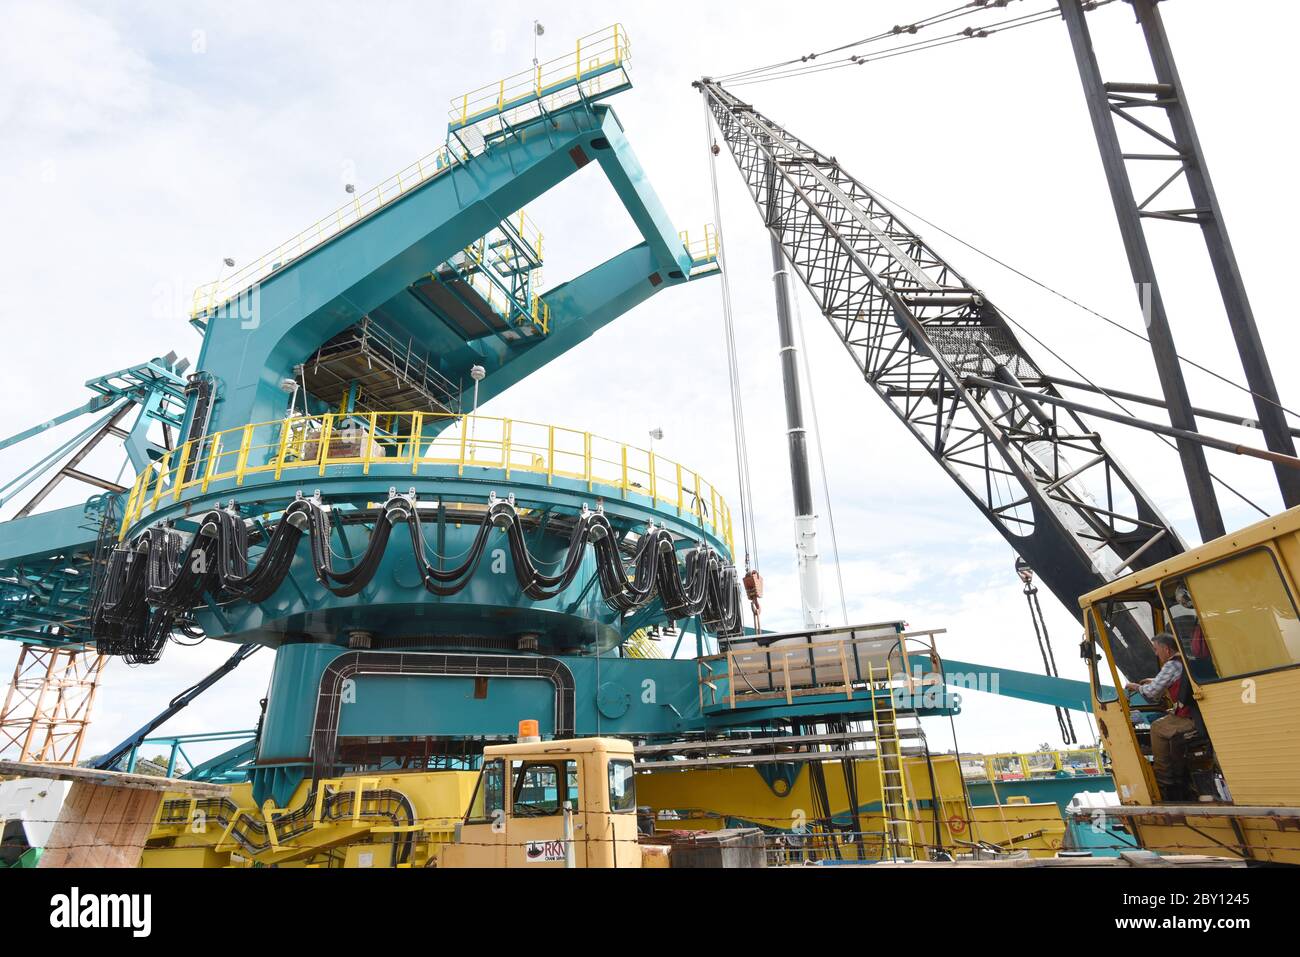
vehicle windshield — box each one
[607,759,636,812]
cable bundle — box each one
[90,492,744,663]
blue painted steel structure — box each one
[3,31,748,804]
[0,356,188,646]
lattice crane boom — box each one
[699,79,1183,679]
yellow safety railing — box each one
[455,208,547,333]
[959,748,1107,783]
[449,25,631,142]
[118,412,734,555]
[679,224,720,264]
[529,293,550,334]
[191,144,467,319]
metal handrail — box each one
[449,25,630,133]
[679,224,720,264]
[118,411,734,555]
[452,211,548,334]
[959,747,1107,783]
[190,145,469,318]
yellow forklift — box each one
[1081,506,1300,864]
[440,723,644,868]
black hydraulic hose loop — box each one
[91,493,747,660]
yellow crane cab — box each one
[439,724,642,868]
[1079,506,1300,864]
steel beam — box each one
[1059,0,1224,541]
[1128,0,1300,508]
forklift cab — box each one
[440,725,642,868]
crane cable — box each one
[704,94,761,580]
[1017,561,1077,745]
[716,0,1025,83]
[720,1,1111,89]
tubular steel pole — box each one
[770,233,824,629]
[966,376,1300,471]
[1059,0,1224,541]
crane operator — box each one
[1124,632,1196,801]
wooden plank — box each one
[0,759,229,794]
[38,780,95,868]
[111,789,162,868]
[78,781,117,869]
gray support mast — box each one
[1059,0,1224,541]
[769,232,825,630]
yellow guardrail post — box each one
[171,442,192,503]
[150,453,172,513]
[273,418,293,480]
[411,412,423,475]
[201,435,221,494]
[546,426,555,485]
[458,415,469,476]
[503,418,513,479]
[363,412,378,475]
[317,414,335,476]
[648,450,657,503]
[584,432,592,491]
[620,446,627,498]
[234,424,254,486]
[675,463,683,515]
[576,36,582,80]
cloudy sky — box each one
[2,0,1296,763]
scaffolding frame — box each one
[0,645,106,765]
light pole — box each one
[469,365,486,460]
[206,257,235,314]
